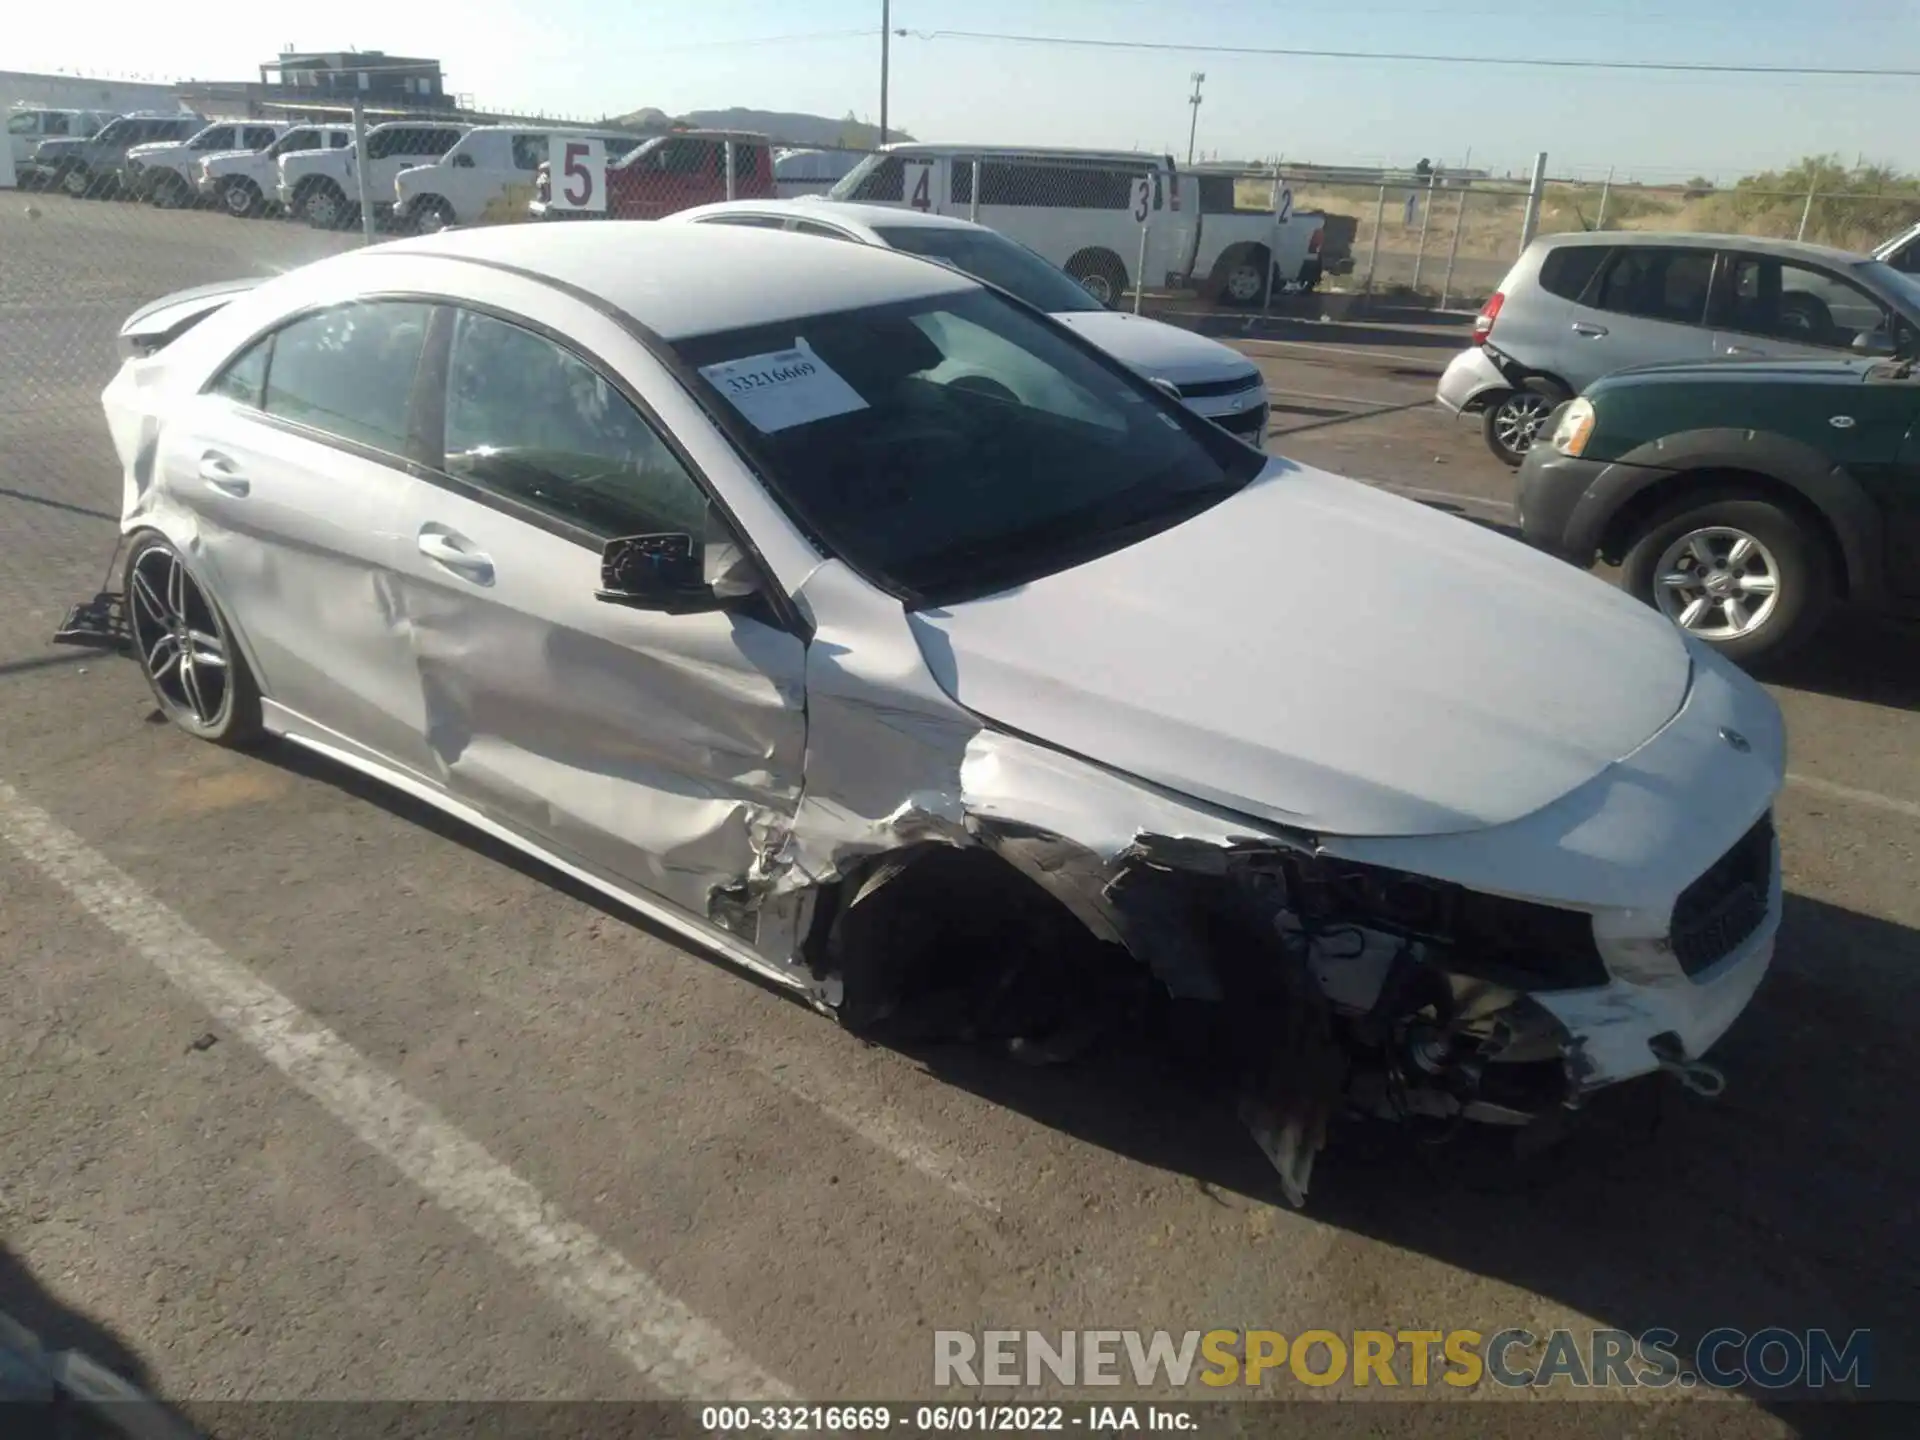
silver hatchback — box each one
[1437,232,1913,465]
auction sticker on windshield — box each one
[697,340,869,433]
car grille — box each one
[1215,403,1269,440]
[1177,372,1265,400]
[1670,812,1774,977]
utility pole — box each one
[879,0,891,146]
[1185,71,1205,167]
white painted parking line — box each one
[1786,772,1920,822]
[741,1047,1002,1215]
[0,780,792,1403]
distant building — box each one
[265,50,445,107]
[1,69,185,118]
[177,50,449,122]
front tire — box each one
[300,180,352,230]
[59,164,93,199]
[1213,246,1273,308]
[1066,248,1129,308]
[1482,378,1569,467]
[220,177,263,218]
[124,534,263,746]
[410,196,455,233]
[1619,492,1834,666]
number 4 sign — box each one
[902,160,935,213]
[548,135,606,213]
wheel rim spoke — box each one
[1740,572,1778,596]
[1676,596,1712,629]
[187,629,227,667]
[179,655,211,721]
[146,633,179,682]
[131,569,168,626]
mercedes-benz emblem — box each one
[1719,727,1751,753]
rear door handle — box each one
[197,450,249,496]
[1571,322,1609,338]
[1724,344,1765,356]
[417,528,494,584]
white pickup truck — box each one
[828,144,1327,308]
[123,119,285,207]
[278,120,468,230]
[197,123,352,217]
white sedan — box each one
[79,223,1784,1205]
[668,199,1272,445]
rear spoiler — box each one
[118,278,261,359]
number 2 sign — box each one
[902,160,935,213]
[548,135,606,213]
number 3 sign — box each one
[548,135,606,213]
[1131,176,1152,224]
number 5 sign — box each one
[549,135,606,213]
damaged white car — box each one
[63,224,1785,1205]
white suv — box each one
[278,120,467,230]
[198,124,351,217]
[393,125,644,232]
[124,120,284,207]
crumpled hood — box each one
[1051,310,1258,387]
[908,463,1694,838]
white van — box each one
[772,146,866,199]
[393,124,646,232]
[828,143,1324,307]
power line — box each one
[898,27,1920,77]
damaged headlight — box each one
[1292,856,1609,993]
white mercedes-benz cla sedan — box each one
[76,222,1784,1204]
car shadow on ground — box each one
[876,889,1916,1432]
[1766,612,1920,714]
[254,744,1912,1433]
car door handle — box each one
[417,529,494,584]
[1570,322,1609,338]
[197,451,249,496]
[1723,345,1765,356]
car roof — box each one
[676,198,988,237]
[377,221,977,340]
[875,142,1168,165]
[1533,230,1867,265]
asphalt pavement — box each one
[0,195,1915,1438]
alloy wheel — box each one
[128,545,230,727]
[1492,391,1552,454]
[1652,527,1782,640]
[306,189,340,228]
[1225,263,1265,303]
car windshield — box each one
[671,287,1265,604]
[874,225,1105,314]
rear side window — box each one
[842,154,904,202]
[702,214,787,229]
[1590,247,1715,326]
[973,162,1133,209]
[259,302,432,454]
[1537,244,1610,302]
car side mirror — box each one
[596,510,758,615]
[1853,328,1898,358]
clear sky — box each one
[13,0,1920,182]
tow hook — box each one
[1650,1034,1727,1099]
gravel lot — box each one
[1,195,1915,1438]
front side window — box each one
[46,114,73,136]
[191,126,236,150]
[94,120,132,145]
[273,129,318,156]
[1718,256,1892,350]
[875,225,1103,313]
[442,310,707,540]
[793,220,856,241]
[510,134,547,170]
[673,288,1264,603]
[329,133,351,149]
[7,113,38,136]
[260,302,432,454]
[243,126,278,150]
[831,152,903,202]
[1591,246,1715,326]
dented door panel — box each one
[387,484,807,918]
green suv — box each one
[1516,355,1920,664]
